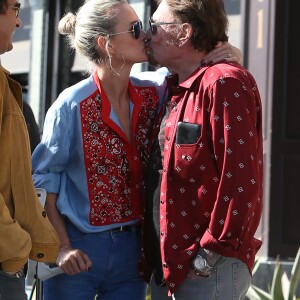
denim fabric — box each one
[151,257,251,300]
[43,221,147,300]
[0,271,27,300]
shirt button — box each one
[163,262,168,268]
[37,253,44,259]
[181,155,186,159]
[160,200,164,204]
[42,211,47,217]
[166,137,170,141]
[160,232,164,236]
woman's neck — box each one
[96,66,132,143]
[97,66,131,106]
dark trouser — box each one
[0,271,27,300]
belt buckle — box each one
[119,226,131,232]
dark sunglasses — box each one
[148,17,180,35]
[109,20,143,39]
[11,2,21,18]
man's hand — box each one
[3,267,24,278]
[56,245,92,275]
[188,248,221,279]
[187,267,210,279]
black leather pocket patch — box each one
[175,122,201,144]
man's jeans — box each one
[0,271,27,300]
[151,256,251,300]
[43,220,147,300]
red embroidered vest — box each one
[80,86,160,226]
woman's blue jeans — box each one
[43,221,147,300]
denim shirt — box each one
[32,68,169,233]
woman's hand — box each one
[202,42,243,65]
[56,245,92,276]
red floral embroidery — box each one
[80,87,159,226]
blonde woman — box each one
[32,0,241,299]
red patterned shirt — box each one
[140,63,263,294]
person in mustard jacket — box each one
[0,1,59,299]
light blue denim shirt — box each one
[32,67,169,233]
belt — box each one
[111,225,138,232]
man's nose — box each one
[16,18,22,28]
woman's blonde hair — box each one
[58,0,128,65]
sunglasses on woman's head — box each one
[109,20,142,39]
[148,17,180,35]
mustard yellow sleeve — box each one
[0,194,31,272]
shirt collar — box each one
[166,66,209,91]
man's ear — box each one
[177,23,192,47]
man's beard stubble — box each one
[146,34,179,68]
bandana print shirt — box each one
[32,71,168,232]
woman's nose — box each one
[139,29,147,39]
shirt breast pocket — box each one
[172,123,209,182]
[175,122,201,144]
